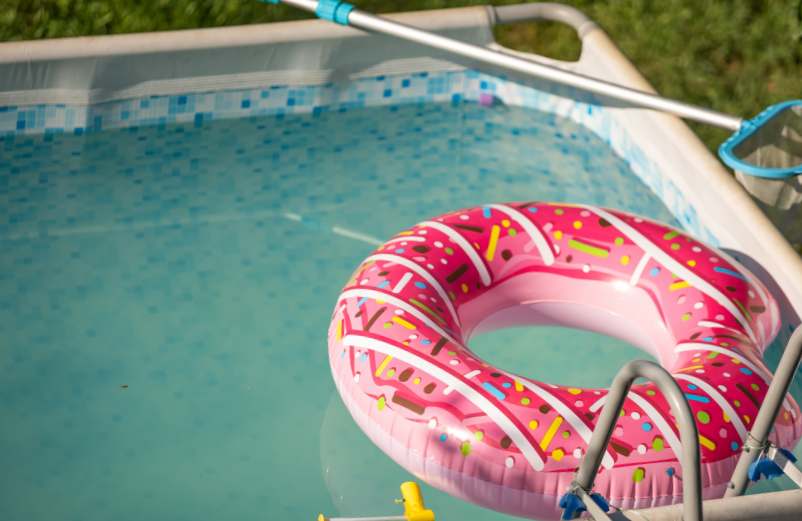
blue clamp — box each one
[316,0,354,25]
[559,490,610,520]
[748,447,797,482]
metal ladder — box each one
[562,325,802,521]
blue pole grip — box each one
[316,0,354,25]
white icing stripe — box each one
[464,370,481,379]
[629,253,651,286]
[344,333,545,471]
[487,204,554,265]
[627,391,684,458]
[365,253,460,327]
[384,236,426,244]
[714,248,779,341]
[339,288,462,347]
[584,206,757,345]
[392,272,412,294]
[674,343,771,385]
[696,320,746,336]
[676,342,794,411]
[421,221,491,286]
[585,392,683,461]
[513,378,615,469]
[674,374,748,440]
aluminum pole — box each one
[277,0,742,131]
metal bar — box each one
[574,487,614,521]
[725,325,802,496]
[768,446,802,488]
[571,360,702,521]
[611,489,802,521]
[276,0,742,131]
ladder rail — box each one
[567,360,703,521]
[726,324,802,496]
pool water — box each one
[1,100,681,521]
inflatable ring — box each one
[328,202,801,519]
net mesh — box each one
[733,104,802,170]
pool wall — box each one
[1,4,800,322]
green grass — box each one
[2,1,802,248]
[3,0,800,152]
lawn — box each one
[3,0,800,153]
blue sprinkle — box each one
[685,394,710,404]
[394,248,405,254]
[420,339,431,345]
[356,297,367,307]
[687,384,698,390]
[482,382,506,401]
[739,367,753,375]
[641,422,653,432]
[501,382,512,388]
[440,433,447,442]
[377,280,390,289]
[414,281,427,289]
[713,266,747,281]
[482,206,491,218]
[359,353,368,363]
[666,467,675,477]
[731,441,740,451]
[703,336,714,342]
[527,206,538,213]
[649,267,661,277]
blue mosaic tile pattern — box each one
[0,70,713,242]
[1,100,702,521]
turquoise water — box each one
[0,100,682,521]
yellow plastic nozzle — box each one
[317,514,327,521]
[400,482,435,521]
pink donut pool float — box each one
[328,202,802,519]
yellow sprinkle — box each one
[461,283,469,294]
[676,365,704,372]
[552,448,565,461]
[376,299,385,304]
[681,313,691,321]
[554,230,563,240]
[336,319,343,340]
[723,412,730,423]
[669,280,690,291]
[375,355,393,377]
[392,316,416,329]
[567,388,582,395]
[529,420,539,430]
[540,416,563,450]
[731,358,741,364]
[620,255,630,266]
[699,435,716,451]
[485,225,501,261]
[501,219,511,228]
[413,377,421,385]
[514,380,524,392]
[573,220,583,230]
[687,260,697,267]
[398,231,414,236]
[520,397,531,405]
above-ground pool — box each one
[2,5,801,521]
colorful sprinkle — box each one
[568,239,609,258]
[632,467,646,483]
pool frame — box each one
[1,3,800,324]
